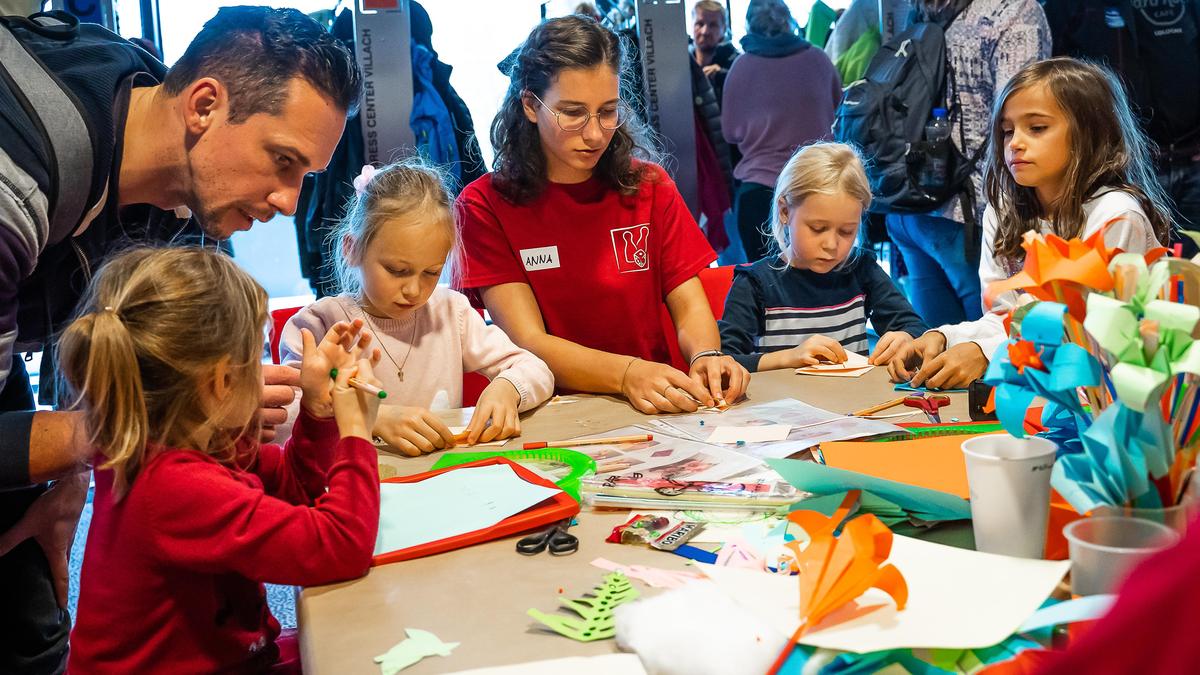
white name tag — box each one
[520,245,561,272]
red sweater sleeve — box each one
[252,406,340,504]
[140,436,380,586]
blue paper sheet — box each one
[766,459,971,522]
[374,463,562,556]
[893,382,968,394]
[1016,595,1116,633]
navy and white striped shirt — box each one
[719,252,928,371]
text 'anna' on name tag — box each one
[521,246,561,272]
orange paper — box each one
[765,492,909,675]
[818,433,1005,500]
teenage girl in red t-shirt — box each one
[457,15,749,414]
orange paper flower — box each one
[766,491,908,675]
[1007,340,1046,374]
[986,228,1115,322]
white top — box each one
[275,289,555,440]
[936,189,1161,360]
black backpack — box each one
[834,13,980,221]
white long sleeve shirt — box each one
[937,189,1161,360]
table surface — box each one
[297,367,972,674]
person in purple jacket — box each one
[721,0,842,263]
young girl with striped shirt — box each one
[719,143,928,371]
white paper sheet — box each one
[648,399,904,460]
[449,654,648,674]
[706,424,793,444]
[795,352,875,377]
[570,426,763,482]
[374,464,561,556]
[697,534,1070,652]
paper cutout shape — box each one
[818,433,1004,499]
[373,628,458,674]
[527,573,640,642]
[796,352,874,377]
[590,558,706,588]
[767,458,971,522]
[707,424,793,444]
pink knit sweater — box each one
[280,289,554,412]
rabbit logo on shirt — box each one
[610,224,651,273]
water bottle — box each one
[922,108,951,193]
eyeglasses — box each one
[528,91,627,132]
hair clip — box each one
[352,164,377,195]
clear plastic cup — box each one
[961,435,1057,558]
[1093,502,1193,535]
[1064,516,1180,596]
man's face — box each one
[185,77,345,239]
[693,8,726,51]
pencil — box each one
[523,434,652,450]
[347,377,387,399]
[851,396,907,417]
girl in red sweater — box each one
[60,247,384,674]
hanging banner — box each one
[354,0,415,165]
[636,0,699,216]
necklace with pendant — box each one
[343,300,419,382]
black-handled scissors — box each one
[516,519,578,556]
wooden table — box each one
[298,368,971,674]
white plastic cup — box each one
[961,435,1058,558]
[1064,516,1180,596]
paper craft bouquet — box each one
[983,224,1200,514]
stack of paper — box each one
[767,458,971,522]
[648,399,905,460]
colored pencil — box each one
[523,434,652,450]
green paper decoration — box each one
[526,572,640,642]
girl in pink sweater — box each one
[282,161,555,455]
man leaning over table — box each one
[0,6,360,672]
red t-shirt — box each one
[457,163,716,366]
[68,410,379,674]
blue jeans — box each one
[1158,156,1200,258]
[886,213,982,327]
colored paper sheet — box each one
[445,426,506,448]
[796,352,875,378]
[707,424,793,444]
[698,535,1070,653]
[1015,595,1116,633]
[447,654,648,674]
[793,492,911,528]
[818,433,1005,500]
[767,458,971,521]
[374,629,458,674]
[894,383,968,394]
[374,464,561,556]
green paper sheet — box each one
[767,459,971,522]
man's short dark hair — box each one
[163,6,361,122]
